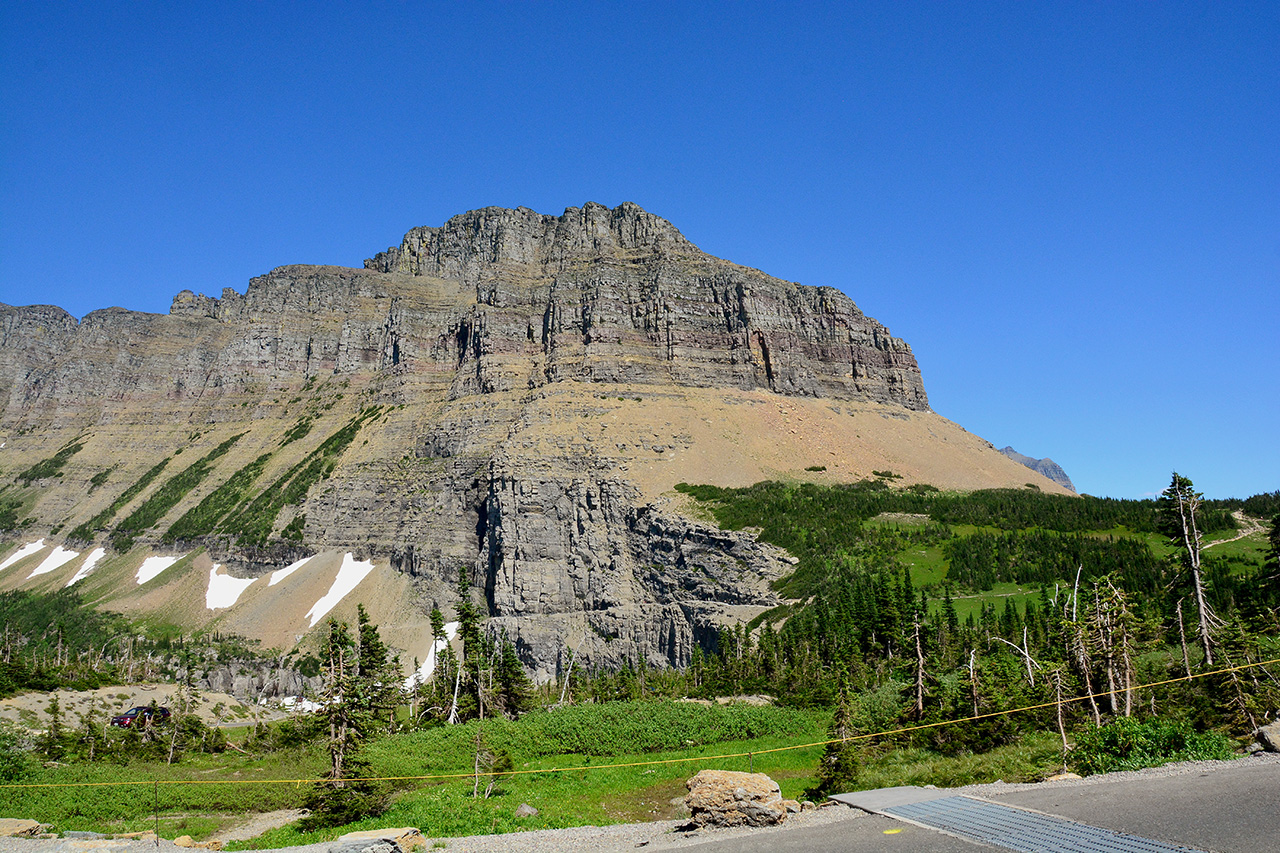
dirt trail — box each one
[1203,511,1268,550]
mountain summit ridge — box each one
[0,203,1064,680]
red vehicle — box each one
[110,706,171,728]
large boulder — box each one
[0,820,42,838]
[1256,720,1280,752]
[684,770,795,827]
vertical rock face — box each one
[0,203,936,677]
[364,202,927,407]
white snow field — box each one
[404,620,460,688]
[27,545,79,578]
[206,564,257,609]
[269,554,313,586]
[136,554,182,585]
[305,553,374,627]
[0,540,46,571]
[66,547,107,586]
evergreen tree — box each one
[1266,514,1280,578]
[495,633,532,718]
[301,615,391,830]
[42,694,65,761]
[811,686,860,797]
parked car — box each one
[110,706,171,728]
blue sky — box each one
[1,2,1276,500]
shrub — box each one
[163,452,272,543]
[0,720,34,782]
[68,456,172,542]
[16,439,84,484]
[1071,717,1235,775]
[112,434,244,547]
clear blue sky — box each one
[1,2,1276,500]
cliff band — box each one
[0,203,1064,682]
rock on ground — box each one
[683,769,798,827]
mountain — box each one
[0,202,1069,684]
[998,446,1077,493]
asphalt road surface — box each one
[683,756,1280,853]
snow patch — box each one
[28,545,79,578]
[273,696,325,712]
[206,564,256,610]
[269,555,313,586]
[136,555,182,585]
[0,540,46,571]
[305,554,374,627]
[404,621,460,689]
[66,548,107,587]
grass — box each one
[0,745,324,838]
[946,582,1044,623]
[15,438,85,484]
[1202,529,1271,564]
[232,725,1067,849]
[220,407,384,546]
[164,452,273,543]
[2,695,1091,849]
[901,545,948,588]
[853,730,1064,790]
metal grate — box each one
[883,796,1205,853]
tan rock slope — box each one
[0,202,1067,682]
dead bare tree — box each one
[1161,473,1222,666]
[913,614,926,718]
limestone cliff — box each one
[0,203,1063,680]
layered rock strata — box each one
[0,203,1053,678]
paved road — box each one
[991,761,1280,853]
[682,756,1280,853]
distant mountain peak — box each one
[999,446,1076,493]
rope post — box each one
[749,752,753,773]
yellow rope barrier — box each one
[2,656,1276,791]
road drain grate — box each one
[883,796,1205,853]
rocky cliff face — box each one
[0,203,1051,681]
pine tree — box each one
[812,686,860,797]
[495,633,532,718]
[300,615,391,830]
[42,694,65,761]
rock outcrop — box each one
[0,203,1065,679]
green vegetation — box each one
[1071,717,1235,775]
[15,438,85,484]
[0,747,320,837]
[163,452,272,543]
[279,416,315,446]
[111,434,244,550]
[2,476,1275,845]
[0,589,128,697]
[68,456,173,543]
[219,408,384,546]
[0,488,26,531]
[88,467,115,491]
[673,476,1279,738]
[280,513,306,541]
